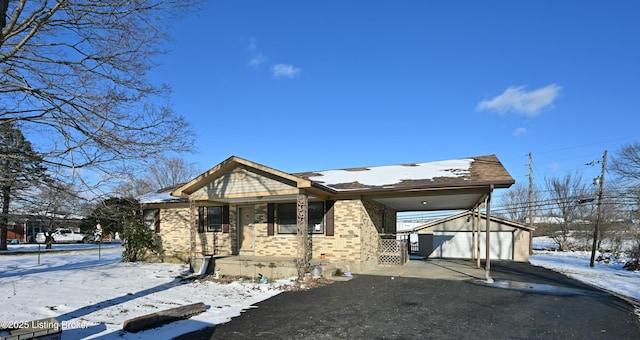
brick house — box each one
[139,154,514,277]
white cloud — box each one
[248,53,267,67]
[248,37,258,52]
[273,64,301,79]
[477,84,562,116]
[245,37,301,78]
[549,162,563,172]
[513,127,527,136]
[246,37,266,67]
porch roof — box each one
[149,154,514,212]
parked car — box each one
[35,232,45,243]
[35,229,88,244]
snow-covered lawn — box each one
[530,236,640,303]
[0,246,288,339]
[1,238,638,339]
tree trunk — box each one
[1,186,10,250]
[45,232,53,250]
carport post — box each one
[475,207,481,269]
[485,185,494,283]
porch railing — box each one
[378,235,408,265]
[396,233,419,253]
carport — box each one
[353,155,515,281]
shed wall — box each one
[416,215,531,261]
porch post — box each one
[296,191,309,277]
[189,198,197,262]
[485,185,494,283]
[475,207,481,268]
[471,211,475,261]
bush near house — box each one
[122,219,163,262]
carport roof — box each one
[155,154,514,212]
[295,154,514,211]
[294,154,513,193]
[413,211,535,231]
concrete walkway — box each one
[363,258,487,280]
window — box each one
[206,206,223,232]
[143,209,160,233]
[277,202,324,234]
[308,202,325,233]
[198,206,229,233]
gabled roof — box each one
[171,156,313,198]
[414,211,535,231]
[142,154,514,211]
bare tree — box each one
[26,181,82,228]
[544,173,591,251]
[570,186,624,252]
[610,141,640,181]
[1,0,200,191]
[611,141,640,216]
[114,177,156,199]
[113,156,200,198]
[610,142,640,264]
[499,183,535,223]
[148,156,202,189]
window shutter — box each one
[222,205,230,233]
[197,206,205,233]
[154,210,160,234]
[325,200,335,236]
[267,203,275,236]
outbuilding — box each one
[414,211,533,262]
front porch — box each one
[191,255,329,279]
[191,233,411,279]
[190,255,489,281]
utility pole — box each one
[590,150,607,268]
[528,152,534,255]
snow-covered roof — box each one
[294,155,512,193]
[139,190,188,204]
[304,159,472,191]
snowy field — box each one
[0,245,287,339]
[530,236,640,303]
[0,239,639,339]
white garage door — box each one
[431,231,514,260]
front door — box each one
[238,206,255,253]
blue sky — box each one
[149,1,640,197]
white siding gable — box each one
[192,166,297,199]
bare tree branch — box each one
[611,141,640,182]
[1,0,202,191]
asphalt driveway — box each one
[177,260,640,339]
